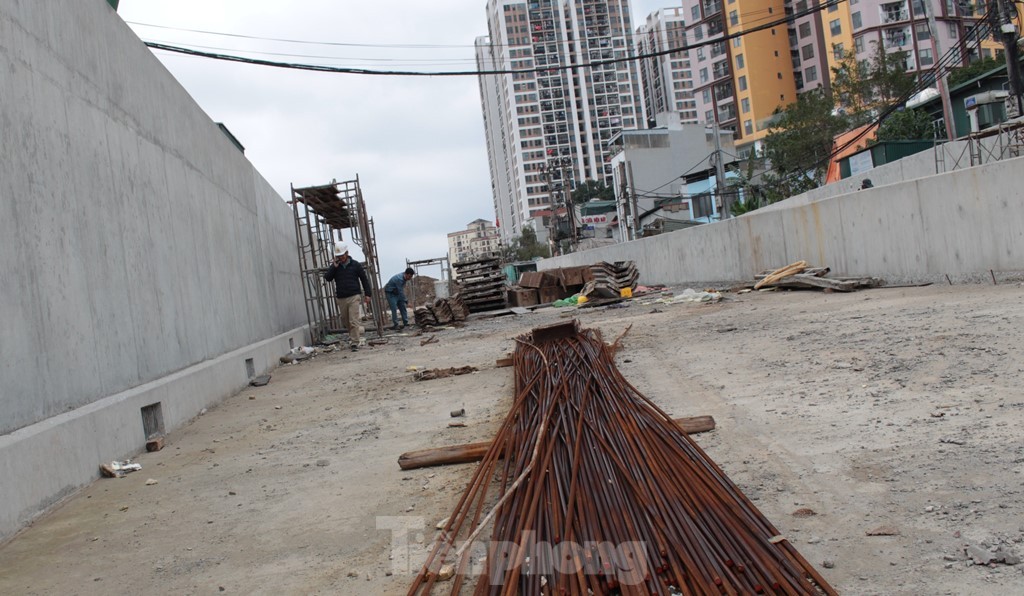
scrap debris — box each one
[413,366,477,381]
[280,345,320,364]
[754,261,884,292]
[100,460,142,479]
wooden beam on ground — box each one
[397,415,716,470]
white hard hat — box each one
[333,242,348,257]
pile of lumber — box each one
[452,257,506,313]
[755,261,884,292]
[413,296,469,327]
[584,260,639,299]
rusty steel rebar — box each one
[408,320,836,595]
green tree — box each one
[499,227,550,262]
[876,108,935,141]
[570,179,614,204]
[831,46,917,122]
[947,56,1003,87]
[763,89,849,191]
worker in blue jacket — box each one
[384,267,415,330]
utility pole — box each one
[924,0,957,140]
[556,157,576,252]
[993,0,1023,118]
[617,161,632,242]
[626,161,641,239]
[540,164,559,256]
[711,119,729,219]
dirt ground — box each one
[2,282,1024,595]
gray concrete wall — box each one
[1,2,307,540]
[541,155,1024,286]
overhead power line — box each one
[751,3,996,195]
[127,21,473,49]
[142,0,850,77]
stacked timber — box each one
[413,296,469,327]
[453,258,507,313]
[585,260,639,298]
[754,261,884,292]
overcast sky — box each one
[118,1,667,278]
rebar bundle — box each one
[409,321,835,595]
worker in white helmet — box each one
[324,242,372,351]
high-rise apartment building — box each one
[788,0,838,94]
[476,0,645,244]
[840,0,997,74]
[448,219,501,266]
[658,1,996,154]
[636,8,698,125]
[681,0,796,153]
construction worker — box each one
[384,267,415,330]
[324,242,372,351]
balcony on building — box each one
[884,27,909,49]
[880,2,909,24]
[702,0,723,17]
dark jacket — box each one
[324,259,372,298]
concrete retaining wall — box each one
[1,2,307,540]
[542,155,1024,286]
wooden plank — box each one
[397,415,716,470]
[754,261,808,290]
[756,267,830,279]
[773,274,858,292]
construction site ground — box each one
[2,282,1023,595]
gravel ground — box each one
[1,282,1023,595]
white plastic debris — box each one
[661,288,722,304]
[100,459,142,478]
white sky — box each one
[117,0,668,278]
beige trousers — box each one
[336,295,363,346]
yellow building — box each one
[728,0,799,150]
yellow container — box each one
[619,287,633,299]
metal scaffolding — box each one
[934,119,1024,172]
[405,256,454,308]
[290,177,384,344]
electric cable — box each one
[140,0,851,77]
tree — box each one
[876,108,935,141]
[570,179,614,204]
[499,227,550,262]
[763,89,849,191]
[831,46,917,122]
[947,56,1003,87]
